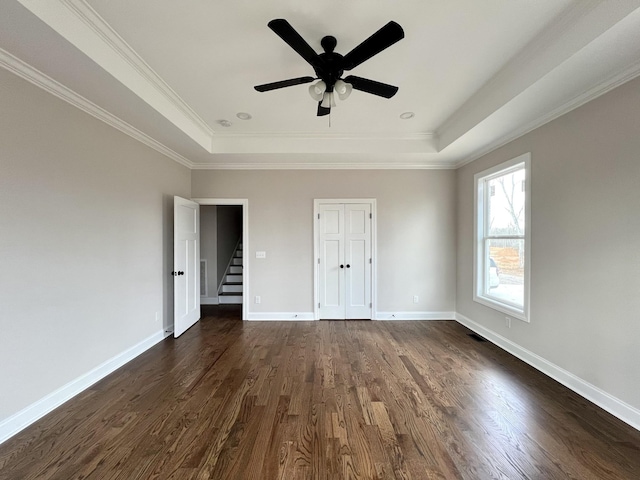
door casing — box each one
[314,199,377,320]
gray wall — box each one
[216,206,242,286]
[200,206,218,300]
[456,75,640,411]
[192,169,457,315]
[0,68,191,420]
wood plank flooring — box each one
[1,307,639,479]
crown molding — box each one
[17,0,214,151]
[0,47,194,169]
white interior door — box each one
[318,202,372,319]
[174,196,200,337]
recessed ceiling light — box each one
[400,112,415,120]
[236,112,252,120]
[216,119,232,127]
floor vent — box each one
[468,333,487,342]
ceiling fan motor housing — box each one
[315,37,345,92]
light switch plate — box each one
[256,251,266,258]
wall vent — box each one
[468,333,487,342]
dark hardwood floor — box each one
[1,308,639,479]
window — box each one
[474,153,530,321]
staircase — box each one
[218,242,243,304]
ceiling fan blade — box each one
[254,76,315,92]
[317,102,331,116]
[268,19,320,67]
[342,21,404,70]
[343,76,398,98]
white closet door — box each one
[317,202,372,320]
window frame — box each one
[473,153,531,322]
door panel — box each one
[174,196,200,337]
[345,204,371,319]
[318,204,344,319]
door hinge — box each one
[318,258,320,264]
[369,258,372,264]
[317,213,320,219]
[370,303,372,308]
[318,303,321,308]
[369,213,372,219]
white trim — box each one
[374,311,456,321]
[213,132,436,141]
[454,313,640,431]
[193,199,249,321]
[0,329,167,445]
[473,153,531,322]
[16,0,214,150]
[246,312,315,321]
[190,162,455,170]
[200,297,220,305]
[313,199,377,321]
[0,47,194,169]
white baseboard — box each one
[375,311,456,321]
[455,312,640,431]
[200,297,219,305]
[246,312,315,321]
[0,329,167,445]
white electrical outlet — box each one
[506,316,511,328]
[255,295,261,304]
[413,295,419,303]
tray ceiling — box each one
[2,1,640,168]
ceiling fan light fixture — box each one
[321,92,336,108]
[334,80,352,100]
[308,80,326,101]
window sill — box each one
[473,295,529,322]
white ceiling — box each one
[2,0,640,169]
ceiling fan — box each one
[254,19,404,116]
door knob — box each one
[346,264,351,268]
[340,264,344,268]
[178,271,184,275]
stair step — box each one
[229,265,243,274]
[222,284,243,293]
[226,274,242,283]
[232,258,242,265]
[234,250,242,257]
[219,294,242,304]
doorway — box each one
[314,199,376,320]
[194,198,249,321]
